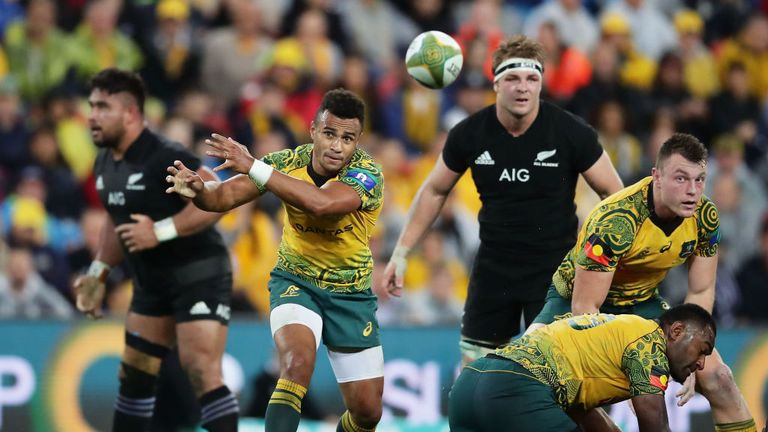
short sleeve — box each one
[621,328,670,396]
[566,114,603,173]
[339,157,383,211]
[695,198,720,257]
[255,148,299,194]
[575,207,638,271]
[441,124,470,174]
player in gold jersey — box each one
[449,304,716,431]
[529,133,757,432]
[165,89,384,432]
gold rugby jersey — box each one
[259,144,383,292]
[497,313,669,410]
[553,176,720,306]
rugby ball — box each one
[405,31,463,89]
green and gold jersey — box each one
[260,144,383,293]
[553,176,720,306]
[497,314,670,411]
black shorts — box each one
[130,256,233,325]
[461,246,560,342]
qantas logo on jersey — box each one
[293,223,353,236]
[126,172,146,190]
[474,151,495,165]
[533,149,559,167]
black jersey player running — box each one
[382,35,624,365]
[73,69,238,432]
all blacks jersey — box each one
[93,129,229,284]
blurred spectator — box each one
[705,134,767,270]
[279,0,352,55]
[0,45,8,78]
[735,213,768,324]
[674,9,720,99]
[442,70,494,130]
[392,0,456,35]
[403,229,469,301]
[27,125,85,220]
[709,62,762,160]
[0,247,73,319]
[68,0,143,85]
[595,100,644,183]
[702,0,753,45]
[716,14,768,102]
[340,0,417,75]
[453,0,511,82]
[201,0,274,110]
[45,90,97,182]
[0,77,31,191]
[140,0,203,109]
[602,0,677,61]
[382,71,446,155]
[598,12,657,91]
[404,261,464,326]
[648,51,708,138]
[3,0,73,103]
[0,0,24,36]
[537,20,592,104]
[523,0,599,55]
[234,81,300,152]
[279,8,343,90]
[337,55,383,133]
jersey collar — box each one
[647,181,684,236]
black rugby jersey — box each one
[93,129,229,284]
[443,102,603,259]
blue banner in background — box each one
[0,320,766,432]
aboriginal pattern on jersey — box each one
[621,328,669,396]
[553,177,720,306]
[495,314,668,410]
[262,144,384,293]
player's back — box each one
[497,313,667,410]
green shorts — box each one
[532,284,671,325]
[268,270,380,349]
[449,355,579,432]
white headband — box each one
[493,57,544,82]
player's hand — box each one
[115,214,159,253]
[166,160,204,198]
[676,372,696,406]
[205,133,255,174]
[73,275,106,320]
[382,247,408,298]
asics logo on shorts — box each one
[280,285,301,298]
[362,321,373,337]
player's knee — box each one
[699,362,736,399]
[348,398,382,428]
[280,349,316,383]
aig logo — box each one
[499,168,530,182]
[108,192,125,206]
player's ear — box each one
[669,321,685,341]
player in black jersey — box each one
[73,69,238,432]
[382,35,624,366]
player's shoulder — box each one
[542,101,592,132]
[695,194,719,222]
[588,177,650,224]
[340,148,384,192]
[264,144,311,171]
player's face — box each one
[310,111,362,176]
[666,324,714,383]
[88,89,129,149]
[652,153,707,218]
[494,69,542,119]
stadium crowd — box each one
[0,0,767,327]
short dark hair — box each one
[656,133,708,169]
[315,88,365,127]
[659,303,717,337]
[87,68,146,114]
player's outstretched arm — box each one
[631,394,671,432]
[571,266,614,315]
[166,160,261,212]
[382,155,461,297]
[205,133,363,216]
[582,151,624,199]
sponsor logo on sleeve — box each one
[345,170,377,192]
